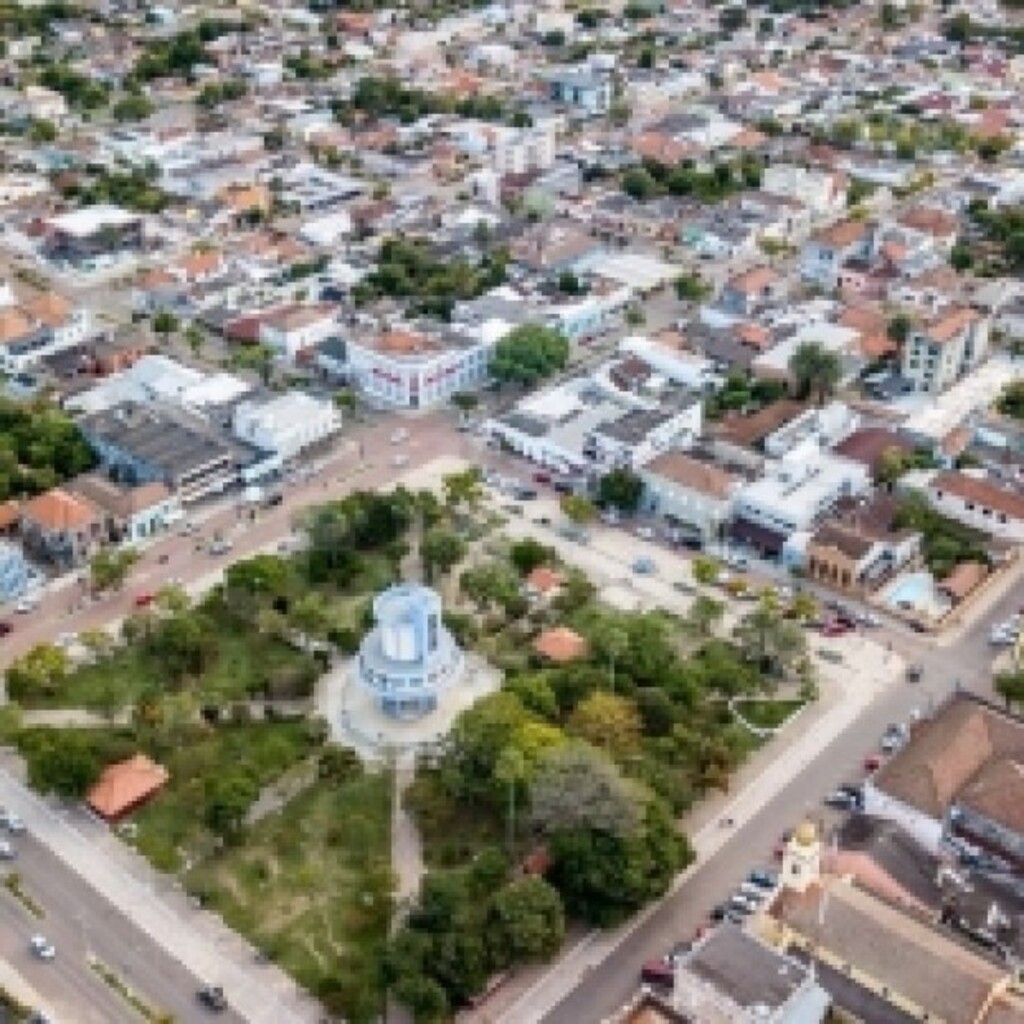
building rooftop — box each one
[643,450,737,499]
[46,204,141,238]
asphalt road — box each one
[1,829,243,1024]
[537,554,1021,1024]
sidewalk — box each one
[0,756,322,1024]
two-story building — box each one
[20,488,102,567]
[801,218,876,290]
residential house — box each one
[42,206,145,265]
[800,218,875,290]
[71,473,181,544]
[258,304,339,361]
[805,514,919,593]
[0,540,39,602]
[20,487,102,567]
[718,266,787,318]
[0,289,93,374]
[761,163,847,219]
[902,306,990,395]
[639,450,742,543]
[925,470,1024,543]
[547,69,612,116]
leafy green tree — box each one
[692,555,721,586]
[733,597,806,680]
[152,310,179,339]
[509,538,555,577]
[622,167,659,201]
[674,273,711,301]
[28,119,57,143]
[450,391,479,416]
[89,547,140,592]
[442,467,484,515]
[530,742,644,838]
[112,92,154,122]
[184,323,205,357]
[487,878,565,962]
[204,770,258,839]
[995,670,1024,711]
[490,325,570,387]
[685,594,725,637]
[421,528,466,582]
[6,644,69,702]
[445,692,531,801]
[24,731,102,798]
[597,469,644,513]
[887,313,912,346]
[560,494,595,527]
[568,692,642,757]
[547,797,688,926]
[788,341,842,405]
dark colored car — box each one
[0,622,12,637]
[197,985,227,1012]
[553,481,574,495]
[513,487,538,500]
[747,870,776,889]
[533,471,552,484]
[640,959,674,988]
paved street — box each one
[0,830,242,1024]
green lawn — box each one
[733,698,804,731]
[130,721,318,872]
[28,630,317,711]
[187,771,393,1024]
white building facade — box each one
[232,393,341,462]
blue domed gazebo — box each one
[356,583,463,719]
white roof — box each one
[299,211,352,247]
[582,252,681,291]
[181,372,251,408]
[47,204,141,237]
[519,381,584,422]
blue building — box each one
[356,584,463,719]
[0,541,36,603]
[548,70,613,117]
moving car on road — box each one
[197,985,227,1012]
[29,936,55,961]
[0,811,26,834]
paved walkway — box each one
[0,756,322,1024]
[392,763,425,925]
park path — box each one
[392,758,426,927]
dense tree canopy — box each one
[788,341,842,404]
[490,324,570,386]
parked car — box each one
[864,755,881,772]
[553,480,575,495]
[824,790,857,810]
[709,903,728,922]
[14,596,38,614]
[512,487,538,500]
[197,985,227,1012]
[1,812,26,834]
[533,471,551,484]
[134,592,155,608]
[905,663,923,683]
[390,429,408,444]
[0,839,15,860]
[639,958,674,988]
[29,936,55,961]
[747,870,776,890]
[0,622,12,637]
[821,621,849,637]
[729,894,756,915]
[632,557,657,575]
[635,526,655,540]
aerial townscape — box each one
[5,0,1024,1023]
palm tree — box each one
[788,341,842,405]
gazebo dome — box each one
[794,820,818,847]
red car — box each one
[533,471,552,484]
[864,755,881,772]
[134,592,155,608]
[0,622,12,637]
[821,621,850,637]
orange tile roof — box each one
[375,330,439,355]
[21,488,98,532]
[177,249,222,280]
[0,501,19,531]
[932,470,1024,520]
[0,307,35,345]
[728,266,779,294]
[532,626,587,663]
[925,307,980,345]
[87,753,168,820]
[526,566,564,594]
[21,291,72,327]
[814,218,869,249]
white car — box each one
[0,839,14,860]
[635,526,655,540]
[390,429,408,445]
[30,936,55,961]
[14,596,38,614]
[1,812,26,834]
